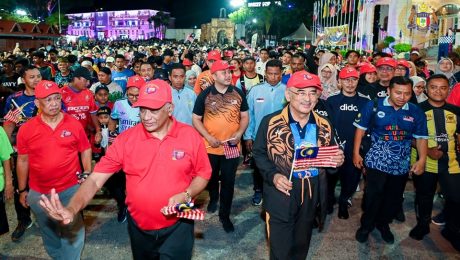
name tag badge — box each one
[256,98,265,103]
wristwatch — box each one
[17,188,28,194]
[184,190,192,203]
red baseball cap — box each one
[133,79,172,110]
[207,50,222,61]
[359,63,377,74]
[376,57,397,68]
[182,58,193,66]
[397,59,410,69]
[339,67,359,79]
[127,75,146,89]
[210,60,235,74]
[287,71,322,91]
[35,80,61,99]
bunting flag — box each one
[342,0,348,14]
[330,0,336,17]
[313,1,318,21]
[161,203,206,221]
[358,0,364,12]
[323,0,328,18]
[349,0,355,13]
[3,108,21,124]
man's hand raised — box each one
[39,188,75,225]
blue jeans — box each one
[28,185,85,260]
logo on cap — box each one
[145,86,157,94]
[304,74,313,80]
[45,82,54,89]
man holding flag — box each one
[253,71,344,259]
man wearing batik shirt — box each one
[112,54,134,94]
[194,50,222,95]
[353,76,428,244]
[193,60,249,233]
[61,67,100,135]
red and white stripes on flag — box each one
[223,142,240,159]
[3,109,21,124]
[293,145,340,170]
[161,203,205,221]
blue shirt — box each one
[243,81,286,140]
[111,69,134,94]
[171,86,196,126]
[353,97,428,175]
[111,99,140,133]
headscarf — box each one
[319,52,336,67]
[185,70,197,89]
[435,57,454,79]
[410,76,428,103]
[318,63,338,99]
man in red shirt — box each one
[16,80,91,259]
[61,67,100,136]
[40,79,212,260]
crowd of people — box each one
[0,37,460,259]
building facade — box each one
[66,9,171,40]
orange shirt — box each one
[17,113,90,193]
[194,70,214,95]
[193,86,249,155]
[93,119,211,230]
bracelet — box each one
[184,190,192,203]
[17,188,28,194]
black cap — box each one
[95,84,109,93]
[73,67,92,80]
[96,106,111,116]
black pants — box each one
[338,157,361,205]
[127,215,194,260]
[360,168,408,231]
[104,170,126,209]
[207,154,239,218]
[0,191,8,234]
[267,176,318,260]
[252,159,263,192]
[12,159,31,224]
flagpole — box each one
[346,0,350,50]
[58,0,61,34]
[350,0,356,50]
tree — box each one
[45,12,69,27]
[148,11,170,39]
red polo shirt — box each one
[16,113,91,194]
[61,85,98,130]
[94,118,211,230]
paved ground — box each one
[1,167,459,260]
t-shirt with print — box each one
[111,98,140,133]
[112,69,134,94]
[61,85,98,130]
[353,97,428,175]
[193,85,248,155]
[0,127,13,191]
[90,81,124,102]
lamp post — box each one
[230,0,246,40]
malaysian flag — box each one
[223,142,240,159]
[3,108,21,124]
[293,145,340,170]
[161,202,205,221]
[184,33,195,43]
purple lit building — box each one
[66,9,173,40]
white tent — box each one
[282,23,313,42]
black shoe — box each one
[117,207,128,223]
[441,229,460,252]
[11,219,33,242]
[220,218,235,233]
[338,204,349,219]
[252,191,263,206]
[355,227,370,243]
[394,209,405,222]
[207,201,218,213]
[409,224,429,241]
[377,225,394,244]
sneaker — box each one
[207,201,218,213]
[377,225,394,244]
[11,219,33,242]
[220,218,235,233]
[347,198,353,208]
[432,212,445,226]
[252,191,263,206]
[355,227,370,243]
[409,224,430,241]
[117,207,128,223]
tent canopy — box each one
[282,23,313,42]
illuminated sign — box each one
[247,1,281,7]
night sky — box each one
[91,0,235,28]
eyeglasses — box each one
[289,89,317,98]
[377,67,395,72]
[127,94,139,99]
[395,66,407,71]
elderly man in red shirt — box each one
[16,80,91,259]
[40,79,212,260]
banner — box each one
[324,24,349,46]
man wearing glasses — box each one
[16,80,90,259]
[253,71,344,259]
